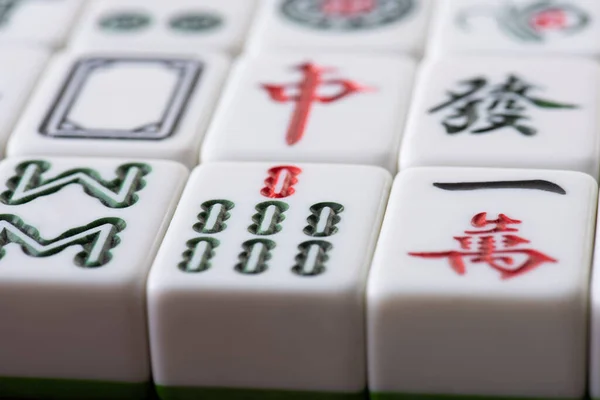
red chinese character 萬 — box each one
[409,212,557,279]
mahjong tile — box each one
[0,45,49,157]
[201,52,416,172]
[69,0,256,54]
[399,56,600,179]
[0,156,188,400]
[368,167,597,399]
[246,0,432,55]
[147,162,391,400]
[428,0,600,58]
[0,0,82,48]
[6,50,229,168]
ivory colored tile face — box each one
[399,56,600,179]
[0,156,188,400]
[7,50,229,168]
[147,162,391,400]
[0,0,82,48]
[428,0,600,58]
[247,0,432,55]
[69,0,256,54]
[367,167,597,400]
[0,46,49,157]
[201,53,416,172]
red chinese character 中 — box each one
[262,62,372,146]
[409,212,557,279]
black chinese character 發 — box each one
[429,75,578,136]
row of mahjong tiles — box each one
[0,157,597,400]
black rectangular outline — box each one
[39,57,203,140]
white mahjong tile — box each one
[0,0,82,48]
[6,49,229,168]
[0,45,49,157]
[247,0,432,55]
[368,167,597,400]
[147,162,391,400]
[0,156,188,400]
[428,0,600,58]
[69,0,256,54]
[201,52,416,172]
[399,56,600,179]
